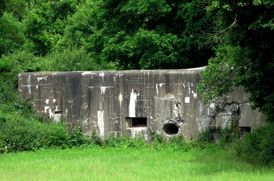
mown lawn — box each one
[0,146,273,181]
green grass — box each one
[0,146,273,181]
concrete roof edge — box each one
[18,66,207,75]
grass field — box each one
[0,146,273,181]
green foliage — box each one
[197,128,218,143]
[0,12,25,56]
[0,51,41,104]
[197,127,239,144]
[1,0,27,19]
[68,126,90,147]
[24,0,79,55]
[89,130,103,146]
[100,134,204,152]
[198,0,274,120]
[235,123,274,165]
[59,0,212,69]
[0,104,96,153]
[197,45,242,103]
[0,108,69,152]
[39,49,117,71]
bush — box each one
[235,123,274,165]
[0,108,70,152]
[68,126,90,147]
[197,128,218,143]
[40,49,117,71]
[197,127,239,144]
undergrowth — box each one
[234,123,274,166]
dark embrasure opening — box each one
[126,117,147,127]
[163,123,179,135]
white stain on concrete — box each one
[53,99,56,103]
[209,103,215,108]
[53,113,61,122]
[185,97,190,103]
[186,66,206,71]
[160,93,175,100]
[193,92,197,99]
[82,103,88,110]
[27,75,31,95]
[99,72,105,77]
[173,104,180,117]
[118,93,123,106]
[37,76,48,82]
[196,118,203,132]
[97,110,104,137]
[44,106,53,118]
[159,83,164,87]
[36,85,39,89]
[45,99,49,104]
[54,105,60,111]
[129,89,138,117]
[128,127,147,139]
[100,86,108,94]
[83,119,88,126]
[197,105,203,131]
[81,72,96,76]
[155,83,165,94]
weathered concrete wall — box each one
[18,67,264,139]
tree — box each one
[60,0,213,69]
[24,0,79,55]
[0,0,28,56]
[198,0,274,120]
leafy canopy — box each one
[198,0,274,120]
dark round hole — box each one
[163,123,179,135]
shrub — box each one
[235,123,274,165]
[68,126,90,147]
[197,127,239,144]
[197,128,218,143]
[0,108,72,152]
[89,130,103,146]
[40,49,117,71]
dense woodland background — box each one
[0,0,273,164]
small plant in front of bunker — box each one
[90,129,103,146]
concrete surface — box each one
[18,67,264,139]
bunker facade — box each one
[18,68,263,139]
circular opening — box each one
[163,123,179,135]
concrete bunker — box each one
[18,67,264,139]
